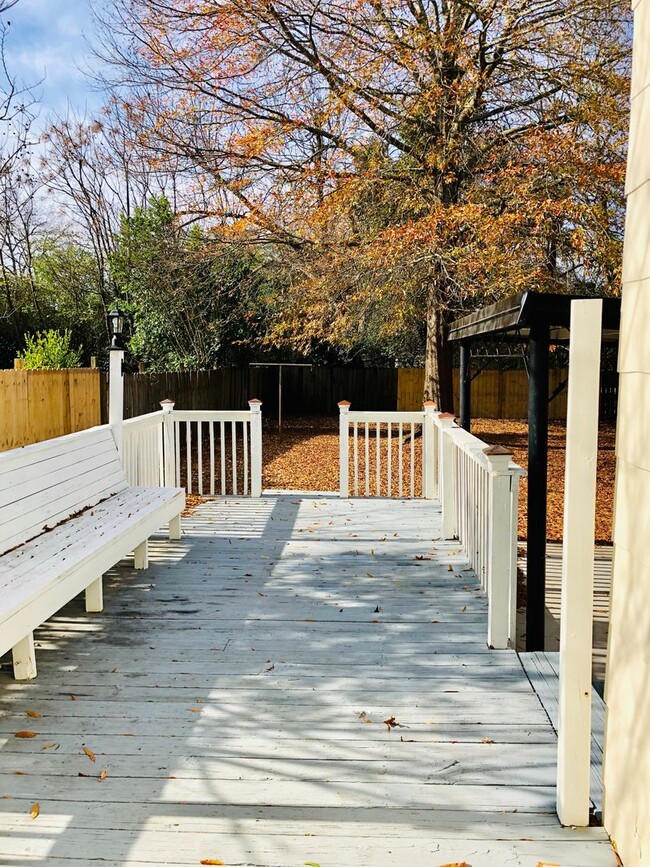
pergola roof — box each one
[448,291,621,343]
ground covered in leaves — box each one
[259,416,615,543]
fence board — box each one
[0,369,101,452]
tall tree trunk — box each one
[424,290,454,411]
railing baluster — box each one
[197,420,203,496]
[398,422,403,498]
[220,421,226,495]
[387,423,392,497]
[364,422,370,496]
[353,421,359,496]
[243,421,249,496]
[174,420,181,486]
[209,422,215,496]
[186,421,192,494]
[376,422,381,496]
[231,420,237,495]
[410,422,415,498]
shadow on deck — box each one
[0,495,615,866]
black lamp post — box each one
[108,307,125,350]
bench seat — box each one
[0,424,185,680]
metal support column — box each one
[526,322,550,651]
[459,339,471,431]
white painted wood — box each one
[85,576,103,612]
[220,420,226,495]
[484,447,515,650]
[338,401,350,497]
[422,402,436,499]
[248,399,262,497]
[160,400,176,487]
[108,349,124,459]
[169,514,181,540]
[438,414,457,539]
[11,632,36,680]
[557,299,603,828]
[0,496,617,867]
[133,539,149,570]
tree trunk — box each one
[424,292,454,411]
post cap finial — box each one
[438,412,455,419]
[248,398,262,404]
[423,400,437,408]
[160,398,175,406]
[483,444,513,457]
[338,400,351,407]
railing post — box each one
[338,401,351,497]
[422,401,437,500]
[160,399,176,487]
[438,413,456,539]
[557,299,602,828]
[109,349,125,460]
[248,399,263,497]
[484,445,515,650]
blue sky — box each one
[3,0,102,123]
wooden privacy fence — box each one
[0,369,102,452]
[398,367,616,419]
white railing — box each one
[436,412,524,649]
[338,401,437,499]
[121,399,263,497]
[123,410,165,486]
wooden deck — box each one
[0,494,616,866]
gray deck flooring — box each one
[0,494,616,865]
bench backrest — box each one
[0,425,128,555]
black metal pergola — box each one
[448,291,620,651]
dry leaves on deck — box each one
[82,746,96,762]
[30,803,40,820]
[200,860,225,865]
[14,731,37,739]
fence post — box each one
[438,413,456,539]
[422,401,437,500]
[248,399,263,498]
[160,399,176,487]
[109,349,125,459]
[338,401,351,497]
[484,445,515,650]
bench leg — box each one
[169,514,181,541]
[13,633,37,681]
[86,576,104,612]
[134,539,149,570]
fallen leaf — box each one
[481,738,494,744]
[82,747,96,763]
[304,863,321,867]
[111,667,118,673]
[15,731,37,739]
[461,606,467,612]
[373,606,381,613]
[40,743,59,751]
[187,708,203,713]
[536,863,560,867]
[200,860,225,865]
[25,710,42,718]
[437,863,469,867]
[12,771,28,775]
[383,716,406,731]
[414,555,431,561]
[448,564,454,572]
[30,803,40,820]
[371,619,381,624]
[70,695,77,701]
[98,770,108,781]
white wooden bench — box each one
[0,424,185,680]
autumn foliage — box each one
[97,0,630,403]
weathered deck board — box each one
[0,495,616,866]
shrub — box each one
[17,329,83,369]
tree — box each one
[96,0,630,406]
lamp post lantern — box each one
[107,307,125,459]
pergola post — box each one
[459,339,471,432]
[526,321,550,651]
[556,299,602,827]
